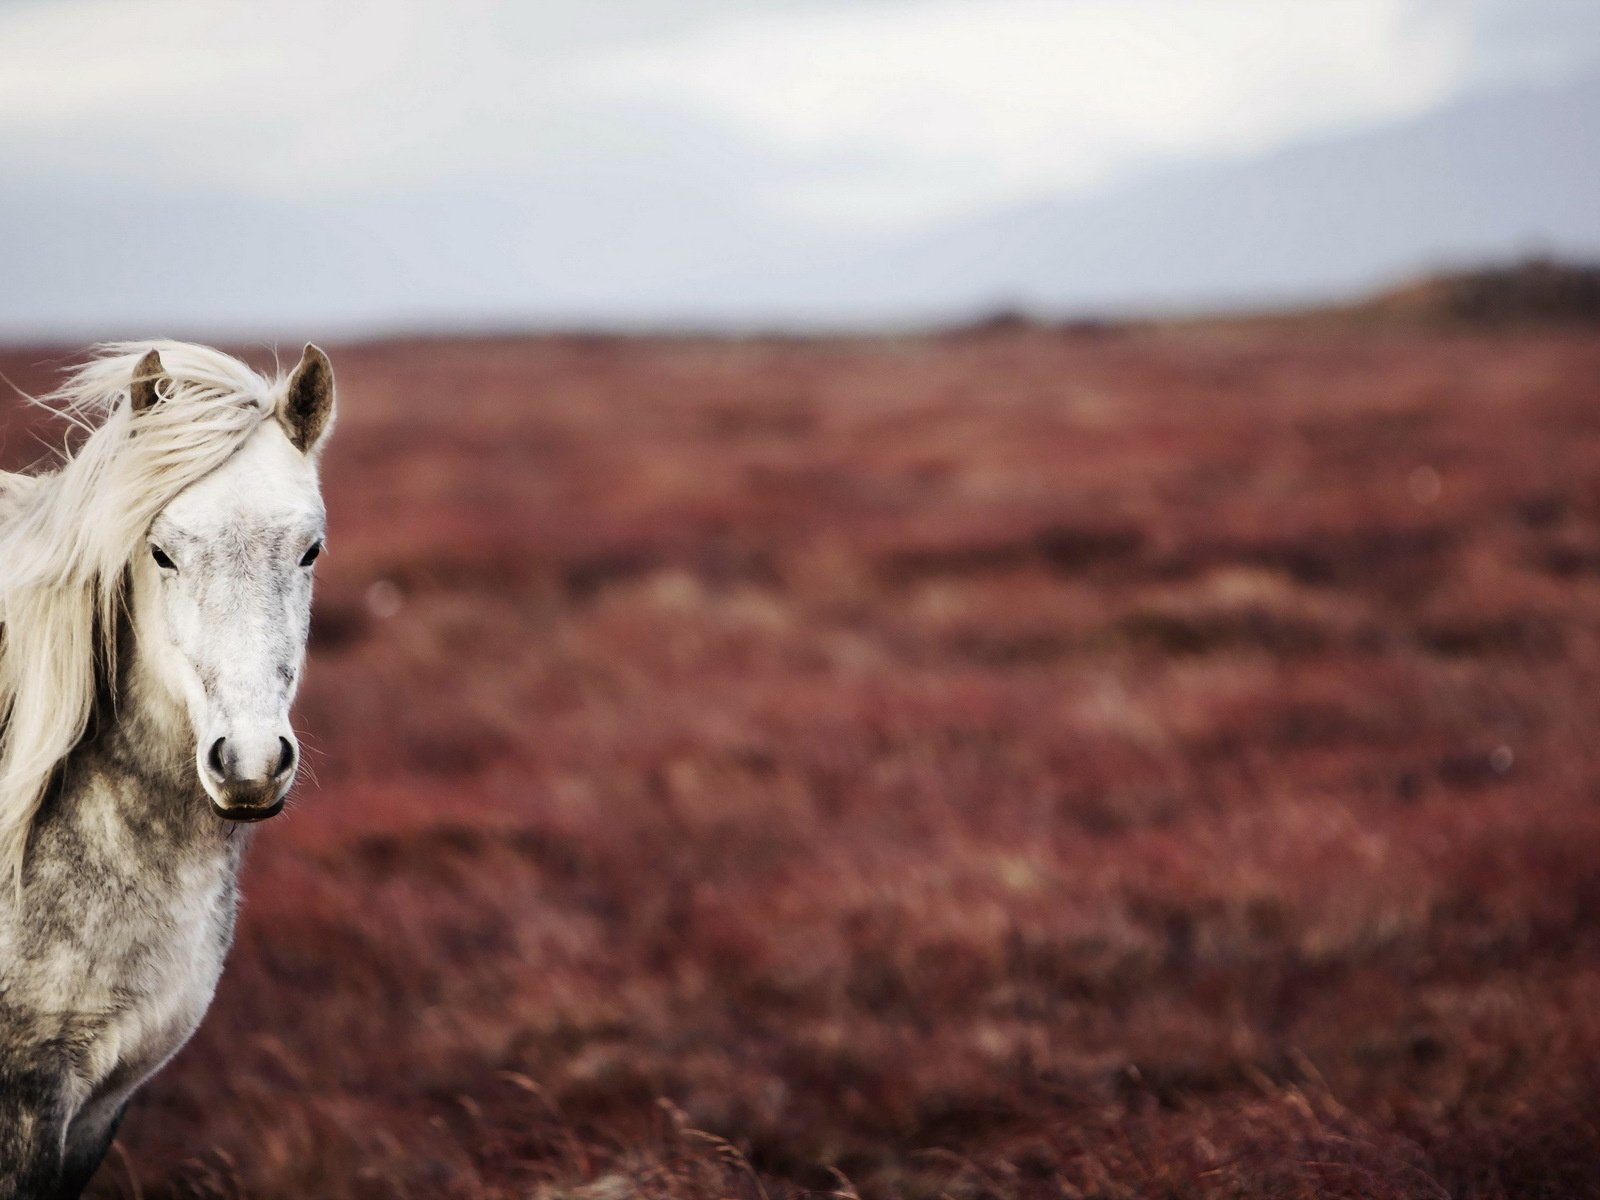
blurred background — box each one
[5,2,1600,1198]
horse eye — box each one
[299,541,323,567]
[150,545,176,571]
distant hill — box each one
[1352,259,1600,325]
[946,259,1600,335]
[786,72,1600,324]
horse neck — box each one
[54,603,229,854]
[115,645,198,792]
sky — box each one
[0,0,1597,337]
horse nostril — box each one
[273,737,296,780]
[207,737,227,780]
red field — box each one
[6,323,1600,1198]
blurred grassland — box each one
[5,318,1600,1198]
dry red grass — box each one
[5,323,1600,1198]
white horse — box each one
[0,342,335,1197]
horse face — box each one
[135,352,333,820]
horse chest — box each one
[77,862,237,1087]
[7,800,244,1104]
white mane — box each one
[0,342,287,882]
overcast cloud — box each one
[0,0,1595,336]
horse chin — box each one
[209,796,286,823]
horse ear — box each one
[129,349,166,413]
[281,343,335,453]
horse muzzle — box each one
[203,733,295,821]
